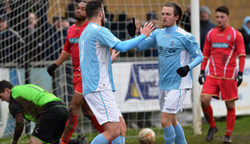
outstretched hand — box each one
[111,49,120,62]
[140,22,154,37]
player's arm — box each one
[186,35,204,70]
[176,34,204,77]
[9,99,24,144]
[110,49,120,63]
[235,31,246,86]
[12,113,24,144]
[113,22,154,52]
[47,37,71,77]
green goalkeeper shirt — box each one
[9,84,62,122]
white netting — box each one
[0,0,192,143]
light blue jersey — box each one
[79,23,120,95]
[136,25,203,90]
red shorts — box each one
[73,76,82,94]
[201,76,238,101]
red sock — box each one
[91,115,105,133]
[61,115,79,143]
[226,108,236,136]
[203,105,216,128]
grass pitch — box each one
[1,116,250,144]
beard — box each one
[75,16,86,22]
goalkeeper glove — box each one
[236,72,243,87]
[199,70,206,85]
[176,65,190,77]
[47,63,58,77]
[126,17,136,37]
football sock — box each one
[226,107,236,136]
[174,123,187,144]
[203,105,216,128]
[91,115,105,133]
[163,125,175,144]
[90,133,109,144]
[112,136,125,144]
[61,115,78,143]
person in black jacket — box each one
[239,16,250,55]
[200,6,216,52]
[0,15,24,63]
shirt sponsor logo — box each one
[69,38,79,43]
[212,43,229,48]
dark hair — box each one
[216,6,229,15]
[164,2,182,25]
[86,0,103,20]
[77,0,88,4]
[0,80,13,93]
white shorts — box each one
[158,89,187,114]
[84,89,122,125]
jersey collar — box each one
[164,25,178,33]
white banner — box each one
[113,60,250,116]
[112,61,191,113]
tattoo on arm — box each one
[13,113,24,143]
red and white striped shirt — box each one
[202,26,246,79]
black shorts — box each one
[32,101,69,143]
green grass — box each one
[1,116,250,144]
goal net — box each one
[0,0,192,143]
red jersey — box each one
[202,26,246,79]
[63,21,88,76]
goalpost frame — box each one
[191,0,202,135]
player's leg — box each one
[61,91,83,144]
[84,90,122,144]
[220,79,238,143]
[224,100,235,143]
[61,76,84,144]
[32,102,68,144]
[172,116,187,144]
[30,136,44,144]
[81,97,105,133]
[111,116,127,144]
[159,89,187,144]
[161,112,176,144]
[201,76,219,141]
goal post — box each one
[191,0,202,135]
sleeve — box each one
[185,34,204,69]
[114,34,147,52]
[9,97,24,143]
[136,31,157,51]
[62,31,71,54]
[9,96,23,118]
[97,27,121,48]
[201,32,212,70]
[235,30,246,56]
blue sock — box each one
[163,125,175,144]
[90,134,109,144]
[174,123,187,144]
[112,136,125,144]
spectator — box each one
[180,5,191,32]
[239,16,250,55]
[200,6,216,51]
[25,12,45,61]
[45,16,68,61]
[0,15,24,63]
